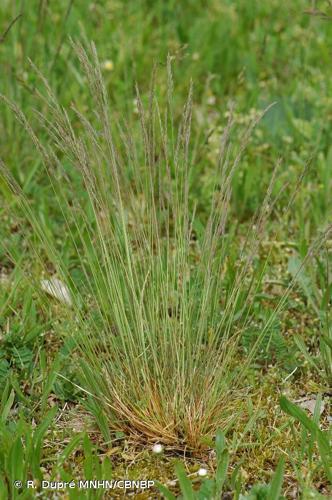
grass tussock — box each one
[1,41,330,453]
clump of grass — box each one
[1,41,330,452]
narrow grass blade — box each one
[83,433,94,479]
[57,433,83,469]
[280,396,319,434]
[321,334,332,350]
[8,436,24,484]
[155,481,177,499]
[1,389,15,423]
[215,429,229,496]
[215,450,229,497]
[31,406,57,480]
[280,396,332,482]
[268,457,285,500]
[175,462,195,500]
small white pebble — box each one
[197,467,208,477]
[152,443,163,454]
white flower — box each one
[152,443,163,454]
[102,60,114,71]
[207,95,216,106]
[133,98,139,114]
[197,467,208,477]
[40,278,72,306]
